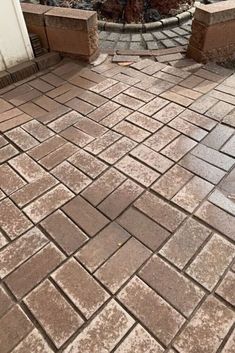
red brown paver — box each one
[174,296,234,353]
[99,136,137,164]
[0,164,25,195]
[216,271,235,306]
[0,286,13,318]
[160,218,211,269]
[118,276,185,345]
[41,210,88,255]
[221,330,235,353]
[5,242,65,299]
[6,127,39,151]
[22,119,55,141]
[24,279,84,349]
[114,324,164,353]
[9,153,47,182]
[171,175,214,212]
[0,228,48,278]
[23,184,73,223]
[85,130,121,155]
[0,144,19,163]
[115,155,160,186]
[0,306,33,353]
[11,174,58,207]
[151,164,193,199]
[139,255,205,317]
[0,199,32,239]
[52,258,110,319]
[69,149,108,178]
[52,160,91,193]
[60,126,94,147]
[0,56,234,353]
[10,329,54,353]
[81,168,126,205]
[186,234,234,290]
[135,191,186,232]
[63,300,134,353]
[95,237,151,293]
[76,222,130,272]
[117,206,170,251]
[63,195,109,236]
[48,110,82,132]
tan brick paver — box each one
[1,56,234,353]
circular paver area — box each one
[99,19,192,51]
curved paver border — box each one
[98,7,195,32]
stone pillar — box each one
[187,0,235,63]
[45,8,99,62]
[0,0,34,70]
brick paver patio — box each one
[0,54,235,353]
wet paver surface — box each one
[0,53,235,353]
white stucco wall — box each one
[0,0,34,70]
[0,52,5,71]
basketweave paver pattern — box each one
[0,53,235,353]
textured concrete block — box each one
[45,8,99,61]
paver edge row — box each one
[98,7,195,33]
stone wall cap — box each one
[197,1,235,14]
[195,1,235,25]
[21,3,52,14]
[45,7,96,20]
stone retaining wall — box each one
[187,0,235,63]
[21,3,99,62]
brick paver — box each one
[160,218,211,269]
[216,271,235,306]
[41,210,88,255]
[0,306,33,353]
[5,243,65,299]
[117,207,170,251]
[52,258,109,319]
[0,286,12,318]
[0,55,235,353]
[139,255,205,317]
[174,296,234,353]
[118,276,185,345]
[24,280,83,348]
[95,237,151,293]
[186,234,234,291]
[63,300,134,353]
